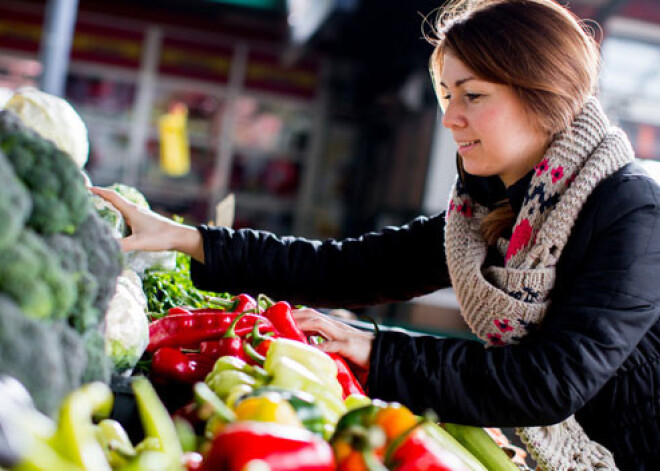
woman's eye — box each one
[466,93,482,101]
[442,94,451,101]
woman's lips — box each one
[457,139,480,153]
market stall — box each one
[0,90,524,470]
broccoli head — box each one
[0,110,90,235]
[0,295,86,417]
[0,149,31,250]
[81,328,112,384]
[72,210,123,318]
[43,233,100,333]
[0,229,77,320]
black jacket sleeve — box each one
[190,213,451,308]
[366,174,660,427]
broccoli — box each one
[81,329,112,384]
[51,321,87,393]
[71,211,123,318]
[0,295,85,417]
[0,110,90,235]
[0,229,76,320]
[43,233,100,333]
[0,150,31,251]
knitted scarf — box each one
[445,98,634,470]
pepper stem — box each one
[204,296,235,310]
[223,313,247,339]
[256,293,275,313]
[247,320,273,347]
[242,341,266,365]
[382,416,428,467]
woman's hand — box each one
[89,186,204,262]
[293,308,375,370]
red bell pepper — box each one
[148,312,275,352]
[247,319,278,357]
[168,306,193,315]
[199,313,250,362]
[387,429,467,471]
[203,293,258,313]
[183,452,204,471]
[203,422,335,471]
[264,301,308,344]
[190,307,227,315]
[233,293,257,313]
[328,352,366,398]
[150,347,215,384]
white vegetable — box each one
[4,88,89,168]
[104,269,149,373]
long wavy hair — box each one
[426,0,601,244]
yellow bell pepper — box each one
[233,393,303,428]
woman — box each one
[94,0,660,468]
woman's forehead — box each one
[436,53,478,86]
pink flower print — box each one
[535,159,549,176]
[566,173,577,186]
[551,166,564,184]
[456,202,473,218]
[494,319,514,332]
[464,202,473,218]
[505,218,533,262]
[448,200,455,215]
[487,333,506,346]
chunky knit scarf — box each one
[445,98,635,470]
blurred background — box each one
[1,0,659,334]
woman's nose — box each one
[441,102,466,129]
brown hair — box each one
[426,0,601,244]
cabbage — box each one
[104,269,149,373]
[91,182,177,275]
[4,88,89,169]
[108,183,150,209]
[92,194,125,238]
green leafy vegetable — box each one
[142,252,231,315]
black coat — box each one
[191,163,660,470]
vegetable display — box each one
[0,109,122,415]
[0,96,525,469]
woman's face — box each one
[437,52,550,187]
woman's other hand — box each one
[89,186,204,262]
[293,308,375,370]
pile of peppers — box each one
[2,376,196,471]
[330,401,490,471]
[146,293,364,401]
[0,289,521,471]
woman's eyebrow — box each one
[439,76,476,88]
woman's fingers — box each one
[89,186,183,253]
[89,186,135,214]
[293,308,374,370]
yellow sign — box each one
[158,103,190,177]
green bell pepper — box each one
[131,377,182,470]
[267,355,346,426]
[50,382,114,471]
[94,419,137,468]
